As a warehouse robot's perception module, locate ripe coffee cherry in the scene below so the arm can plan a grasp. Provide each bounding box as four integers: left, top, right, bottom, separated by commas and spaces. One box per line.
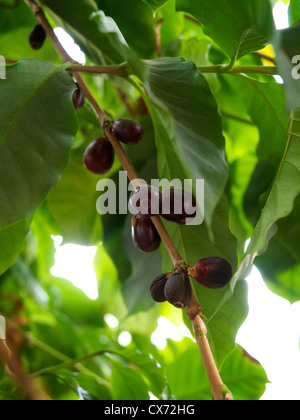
192, 257, 232, 289
164, 273, 191, 309
113, 118, 143, 145
131, 214, 161, 253
83, 137, 114, 175
72, 84, 85, 109
150, 273, 168, 303
129, 185, 162, 216
160, 189, 197, 225
29, 25, 47, 50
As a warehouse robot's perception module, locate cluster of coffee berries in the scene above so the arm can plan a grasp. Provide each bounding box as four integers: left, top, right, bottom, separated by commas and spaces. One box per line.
150, 257, 232, 308
129, 186, 197, 223
150, 272, 192, 308
84, 119, 143, 175
84, 118, 198, 253
129, 185, 197, 253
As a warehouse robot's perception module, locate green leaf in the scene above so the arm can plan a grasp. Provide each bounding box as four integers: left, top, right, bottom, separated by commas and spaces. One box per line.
254, 195, 300, 303
176, 0, 274, 62
217, 74, 289, 236
289, 0, 300, 25
115, 346, 166, 397
233, 76, 289, 165
227, 108, 300, 305
0, 59, 77, 229
220, 346, 269, 400
110, 361, 150, 400
0, 219, 30, 275
97, 0, 156, 58
38, 0, 147, 80
246, 109, 300, 258
144, 57, 228, 226
255, 237, 300, 303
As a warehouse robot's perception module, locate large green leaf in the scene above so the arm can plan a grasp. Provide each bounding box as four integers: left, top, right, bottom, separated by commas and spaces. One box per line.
228, 108, 300, 300
220, 346, 268, 400
97, 0, 156, 58
176, 0, 274, 62
255, 194, 300, 303
37, 0, 147, 80
233, 76, 289, 165
144, 57, 228, 226
246, 109, 300, 257
216, 74, 289, 238
255, 237, 300, 303
0, 59, 77, 229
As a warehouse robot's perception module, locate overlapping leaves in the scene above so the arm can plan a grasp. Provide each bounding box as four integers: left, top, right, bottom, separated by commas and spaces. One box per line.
176, 0, 274, 62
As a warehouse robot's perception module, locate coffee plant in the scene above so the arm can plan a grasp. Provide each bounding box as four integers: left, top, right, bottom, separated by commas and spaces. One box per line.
0, 0, 299, 401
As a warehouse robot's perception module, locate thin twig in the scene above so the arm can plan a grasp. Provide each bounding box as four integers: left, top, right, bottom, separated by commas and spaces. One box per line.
192, 315, 233, 400
70, 63, 129, 76
184, 14, 202, 26
155, 18, 163, 58
252, 51, 276, 65
64, 63, 279, 77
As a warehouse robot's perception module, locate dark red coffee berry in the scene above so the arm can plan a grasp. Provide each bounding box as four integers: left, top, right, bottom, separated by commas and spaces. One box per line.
113, 118, 143, 145
83, 137, 114, 175
164, 273, 191, 309
150, 273, 168, 303
131, 214, 161, 253
29, 24, 47, 50
160, 189, 197, 225
192, 257, 232, 289
129, 185, 162, 216
73, 84, 85, 109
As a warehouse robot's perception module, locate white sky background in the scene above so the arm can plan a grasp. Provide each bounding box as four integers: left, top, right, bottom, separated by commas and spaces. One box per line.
51, 1, 300, 400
